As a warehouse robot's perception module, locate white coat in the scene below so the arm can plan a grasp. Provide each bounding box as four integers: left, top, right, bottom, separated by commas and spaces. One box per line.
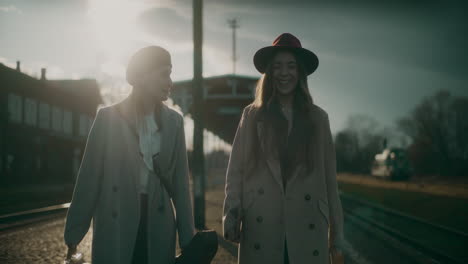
223, 104, 344, 264
64, 97, 195, 264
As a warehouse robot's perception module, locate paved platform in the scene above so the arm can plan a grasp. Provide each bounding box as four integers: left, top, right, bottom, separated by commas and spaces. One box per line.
338, 173, 468, 198
0, 186, 239, 264
1, 184, 422, 264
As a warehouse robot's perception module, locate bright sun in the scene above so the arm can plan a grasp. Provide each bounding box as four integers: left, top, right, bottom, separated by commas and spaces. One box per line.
87, 0, 147, 59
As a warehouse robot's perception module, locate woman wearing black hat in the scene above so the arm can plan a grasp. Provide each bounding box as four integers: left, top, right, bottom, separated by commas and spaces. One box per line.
223, 33, 345, 264
64, 46, 195, 264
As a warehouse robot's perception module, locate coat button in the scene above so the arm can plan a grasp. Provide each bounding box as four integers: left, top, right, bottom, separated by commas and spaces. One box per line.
309, 223, 315, 230
254, 243, 261, 250
313, 250, 319, 256
258, 188, 264, 195
112, 186, 118, 192
305, 194, 311, 201
112, 211, 118, 218
256, 216, 263, 223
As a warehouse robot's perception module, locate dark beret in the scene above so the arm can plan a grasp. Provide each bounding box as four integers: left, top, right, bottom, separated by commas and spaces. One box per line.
126, 46, 171, 85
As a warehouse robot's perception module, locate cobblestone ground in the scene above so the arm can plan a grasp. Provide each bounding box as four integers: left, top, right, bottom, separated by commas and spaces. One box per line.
0, 184, 418, 264
205, 187, 238, 264
0, 215, 92, 264
0, 186, 237, 264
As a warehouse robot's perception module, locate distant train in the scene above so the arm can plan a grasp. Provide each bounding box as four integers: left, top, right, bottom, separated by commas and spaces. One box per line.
371, 148, 411, 180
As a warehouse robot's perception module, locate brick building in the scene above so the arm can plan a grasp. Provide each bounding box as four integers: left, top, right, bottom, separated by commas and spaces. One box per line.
0, 62, 102, 185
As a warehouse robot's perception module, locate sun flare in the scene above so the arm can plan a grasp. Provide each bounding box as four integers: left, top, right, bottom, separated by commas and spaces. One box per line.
87, 0, 147, 59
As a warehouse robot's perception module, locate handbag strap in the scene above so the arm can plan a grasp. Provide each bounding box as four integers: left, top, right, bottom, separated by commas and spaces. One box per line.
115, 104, 173, 198
152, 153, 173, 198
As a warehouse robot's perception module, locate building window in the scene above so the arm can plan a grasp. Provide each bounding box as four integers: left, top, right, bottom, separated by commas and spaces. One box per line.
227, 79, 238, 94
24, 98, 38, 126
51, 106, 63, 132
7, 94, 22, 123
79, 114, 90, 136
39, 102, 50, 129
63, 110, 73, 135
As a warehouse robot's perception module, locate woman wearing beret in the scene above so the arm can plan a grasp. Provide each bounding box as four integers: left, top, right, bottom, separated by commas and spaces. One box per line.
64, 46, 195, 264
223, 33, 345, 264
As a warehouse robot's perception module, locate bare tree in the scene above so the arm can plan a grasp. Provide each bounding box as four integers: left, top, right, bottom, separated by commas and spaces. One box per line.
335, 115, 388, 174
397, 90, 468, 177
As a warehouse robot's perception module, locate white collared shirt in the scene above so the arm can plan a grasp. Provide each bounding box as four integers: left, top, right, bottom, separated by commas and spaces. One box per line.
137, 112, 161, 194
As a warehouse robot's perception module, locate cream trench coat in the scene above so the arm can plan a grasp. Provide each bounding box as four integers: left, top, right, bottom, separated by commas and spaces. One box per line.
223, 104, 344, 264
64, 97, 195, 264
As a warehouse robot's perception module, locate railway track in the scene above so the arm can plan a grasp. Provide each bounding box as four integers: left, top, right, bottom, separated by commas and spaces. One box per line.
341, 193, 468, 264
2, 194, 466, 264
0, 203, 70, 232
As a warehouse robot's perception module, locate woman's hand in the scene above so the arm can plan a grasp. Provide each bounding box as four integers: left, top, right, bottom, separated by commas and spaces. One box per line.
66, 245, 77, 260
330, 247, 345, 264
222, 213, 241, 243
64, 245, 85, 264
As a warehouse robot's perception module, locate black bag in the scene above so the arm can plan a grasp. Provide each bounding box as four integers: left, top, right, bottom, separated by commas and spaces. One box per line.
176, 230, 218, 264
153, 154, 219, 263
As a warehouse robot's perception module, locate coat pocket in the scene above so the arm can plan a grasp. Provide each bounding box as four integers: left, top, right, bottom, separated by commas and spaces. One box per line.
318, 199, 330, 226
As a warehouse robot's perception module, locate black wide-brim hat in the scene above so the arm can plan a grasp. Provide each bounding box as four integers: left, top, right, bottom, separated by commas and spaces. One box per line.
253, 33, 319, 75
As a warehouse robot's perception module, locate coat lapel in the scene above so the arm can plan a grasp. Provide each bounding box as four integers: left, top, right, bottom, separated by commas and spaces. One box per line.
114, 98, 179, 211
113, 97, 141, 194
114, 96, 139, 140
115, 98, 176, 170
257, 121, 284, 193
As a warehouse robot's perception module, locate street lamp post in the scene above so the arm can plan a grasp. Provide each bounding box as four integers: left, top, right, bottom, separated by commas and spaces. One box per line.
192, 0, 205, 229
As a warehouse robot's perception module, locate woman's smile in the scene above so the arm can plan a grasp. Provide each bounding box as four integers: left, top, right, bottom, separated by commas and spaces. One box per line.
272, 51, 299, 95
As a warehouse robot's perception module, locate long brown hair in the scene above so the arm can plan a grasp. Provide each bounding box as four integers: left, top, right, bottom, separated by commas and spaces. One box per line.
248, 50, 317, 175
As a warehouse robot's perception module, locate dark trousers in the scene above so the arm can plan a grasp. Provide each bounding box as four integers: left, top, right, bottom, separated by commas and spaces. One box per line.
132, 194, 148, 264
284, 240, 289, 264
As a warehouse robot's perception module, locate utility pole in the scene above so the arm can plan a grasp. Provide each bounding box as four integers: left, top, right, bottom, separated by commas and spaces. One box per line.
227, 18, 239, 75
0, 99, 5, 178
193, 0, 205, 229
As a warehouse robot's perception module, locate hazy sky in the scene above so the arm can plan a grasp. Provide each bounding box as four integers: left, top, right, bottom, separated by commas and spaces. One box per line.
1, 0, 467, 134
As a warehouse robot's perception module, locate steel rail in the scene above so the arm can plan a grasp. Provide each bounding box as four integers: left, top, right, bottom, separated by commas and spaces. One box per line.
341, 194, 467, 264
0, 203, 70, 231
